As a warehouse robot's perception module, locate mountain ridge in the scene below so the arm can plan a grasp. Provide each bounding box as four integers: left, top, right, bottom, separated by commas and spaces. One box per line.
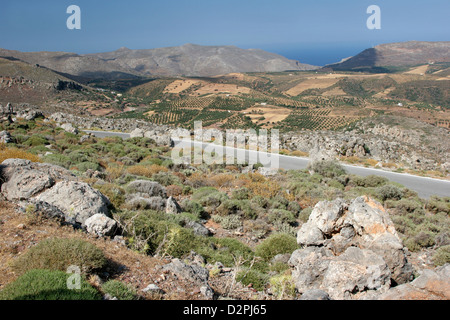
0, 44, 318, 80
326, 41, 450, 71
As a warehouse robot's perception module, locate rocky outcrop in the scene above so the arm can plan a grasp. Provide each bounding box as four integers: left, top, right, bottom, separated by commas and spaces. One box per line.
379, 264, 450, 300
0, 159, 112, 229
163, 258, 214, 299
290, 196, 414, 299
281, 116, 450, 173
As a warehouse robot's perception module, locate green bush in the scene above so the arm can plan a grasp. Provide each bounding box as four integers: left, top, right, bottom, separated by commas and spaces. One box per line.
426, 197, 450, 215
232, 187, 250, 200
0, 269, 101, 300
255, 233, 298, 261
42, 153, 71, 168
212, 214, 242, 230
298, 207, 313, 223
433, 245, 450, 266
75, 161, 101, 172
23, 135, 48, 147
11, 238, 107, 275
102, 280, 138, 300
236, 269, 269, 291
198, 237, 254, 267
377, 184, 403, 201
308, 160, 346, 178
269, 274, 296, 299
353, 175, 388, 188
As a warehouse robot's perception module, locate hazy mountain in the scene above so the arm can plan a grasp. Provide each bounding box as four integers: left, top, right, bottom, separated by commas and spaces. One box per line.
326, 41, 450, 71
0, 44, 317, 80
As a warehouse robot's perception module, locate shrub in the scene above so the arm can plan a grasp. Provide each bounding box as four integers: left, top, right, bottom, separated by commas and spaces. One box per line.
377, 184, 403, 201
94, 183, 126, 209
23, 135, 48, 147
11, 238, 107, 275
255, 233, 298, 261
426, 197, 450, 215
353, 175, 388, 188
101, 280, 138, 300
308, 160, 346, 178
236, 269, 269, 291
267, 209, 297, 226
73, 161, 101, 172
212, 214, 242, 230
151, 171, 180, 186
433, 245, 450, 266
42, 153, 71, 168
269, 274, 296, 300
298, 207, 313, 223
166, 185, 183, 197
181, 199, 205, 219
198, 237, 254, 267
243, 219, 270, 239
0, 269, 101, 300
232, 187, 250, 200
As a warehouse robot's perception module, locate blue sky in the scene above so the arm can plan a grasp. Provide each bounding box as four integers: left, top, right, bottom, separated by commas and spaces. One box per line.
1, 0, 449, 65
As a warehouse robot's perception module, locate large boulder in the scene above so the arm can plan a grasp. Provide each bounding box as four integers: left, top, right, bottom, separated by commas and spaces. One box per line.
291, 196, 414, 299
0, 159, 76, 201
1, 159, 112, 229
85, 214, 118, 237
35, 180, 111, 227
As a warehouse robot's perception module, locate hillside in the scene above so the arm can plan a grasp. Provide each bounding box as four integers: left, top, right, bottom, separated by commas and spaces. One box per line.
326, 41, 450, 72
0, 44, 317, 80
0, 116, 449, 300
0, 57, 86, 106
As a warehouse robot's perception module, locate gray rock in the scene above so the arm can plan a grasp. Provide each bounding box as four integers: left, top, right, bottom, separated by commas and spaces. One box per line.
143, 284, 164, 295
126, 195, 166, 211
299, 289, 331, 300
60, 123, 78, 135
0, 160, 76, 201
291, 196, 414, 299
35, 180, 111, 227
379, 264, 450, 300
0, 131, 13, 144
185, 220, 211, 237
1, 166, 54, 200
85, 214, 118, 237
163, 258, 214, 299
166, 196, 182, 214
130, 128, 144, 138
127, 180, 167, 198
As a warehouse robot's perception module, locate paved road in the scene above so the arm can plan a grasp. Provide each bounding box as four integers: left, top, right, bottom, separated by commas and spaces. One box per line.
84, 130, 450, 199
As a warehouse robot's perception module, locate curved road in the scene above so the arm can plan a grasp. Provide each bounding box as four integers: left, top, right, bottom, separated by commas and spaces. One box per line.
84, 130, 450, 199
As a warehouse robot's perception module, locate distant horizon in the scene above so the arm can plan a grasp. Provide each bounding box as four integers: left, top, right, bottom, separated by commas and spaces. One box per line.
2, 39, 449, 67
1, 0, 448, 66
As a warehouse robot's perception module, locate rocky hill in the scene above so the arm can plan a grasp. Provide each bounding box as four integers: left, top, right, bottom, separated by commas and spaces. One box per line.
327, 41, 450, 71
0, 44, 317, 80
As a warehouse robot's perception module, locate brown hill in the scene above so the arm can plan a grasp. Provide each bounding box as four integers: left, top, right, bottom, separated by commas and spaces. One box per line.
327, 41, 450, 71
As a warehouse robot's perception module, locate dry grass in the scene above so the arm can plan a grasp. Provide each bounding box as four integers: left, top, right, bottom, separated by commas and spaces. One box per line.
126, 164, 168, 178
0, 146, 41, 163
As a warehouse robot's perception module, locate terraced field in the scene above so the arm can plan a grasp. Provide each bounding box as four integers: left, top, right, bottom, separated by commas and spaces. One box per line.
115, 65, 450, 131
